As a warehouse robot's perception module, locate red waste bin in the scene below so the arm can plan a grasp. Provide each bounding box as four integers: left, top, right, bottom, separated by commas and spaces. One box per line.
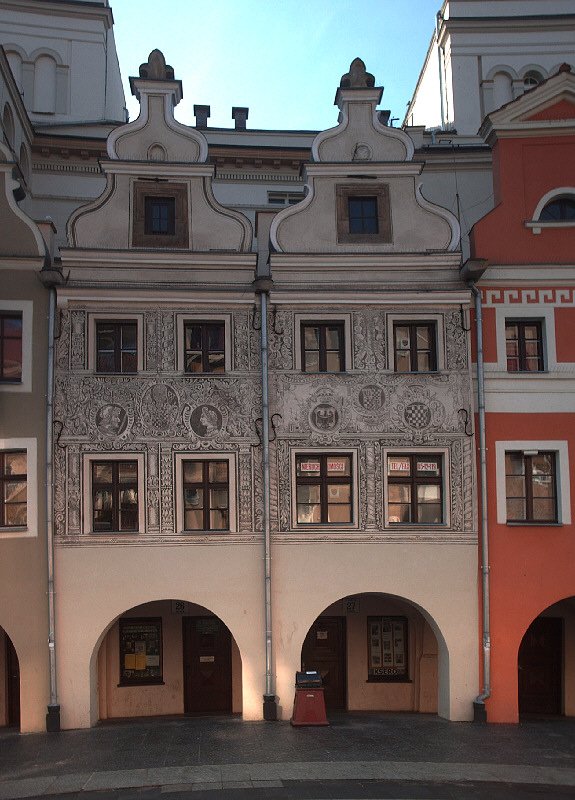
290, 671, 329, 726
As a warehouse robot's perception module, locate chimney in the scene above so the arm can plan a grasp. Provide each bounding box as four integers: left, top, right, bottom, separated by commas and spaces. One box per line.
194, 105, 210, 128
232, 106, 249, 130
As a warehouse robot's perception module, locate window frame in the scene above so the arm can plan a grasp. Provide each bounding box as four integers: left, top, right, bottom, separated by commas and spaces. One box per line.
495, 441, 570, 525
527, 187, 575, 234
95, 320, 138, 374
367, 616, 409, 683
393, 321, 438, 373
505, 451, 557, 524
91, 459, 139, 533
176, 314, 232, 374
385, 453, 444, 526
505, 319, 544, 373
0, 450, 27, 528
174, 453, 237, 534
293, 313, 352, 372
0, 438, 37, 538
183, 321, 226, 375
182, 458, 230, 532
118, 617, 164, 687
294, 452, 354, 527
383, 449, 449, 528
88, 314, 144, 373
0, 302, 32, 393
144, 195, 176, 236
386, 313, 445, 373
0, 313, 23, 383
336, 184, 392, 244
300, 321, 345, 373
83, 453, 146, 535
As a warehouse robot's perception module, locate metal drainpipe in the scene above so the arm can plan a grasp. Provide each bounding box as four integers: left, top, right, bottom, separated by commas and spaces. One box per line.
256, 284, 277, 720
470, 283, 491, 721
45, 286, 60, 732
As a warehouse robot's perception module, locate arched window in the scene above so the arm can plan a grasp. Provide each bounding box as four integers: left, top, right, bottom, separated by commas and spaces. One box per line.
523, 70, 543, 91
33, 55, 57, 113
2, 103, 15, 149
539, 196, 575, 222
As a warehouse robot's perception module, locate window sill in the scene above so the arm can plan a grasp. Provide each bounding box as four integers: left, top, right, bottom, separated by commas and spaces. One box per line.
0, 526, 35, 538
506, 521, 561, 527
90, 530, 142, 535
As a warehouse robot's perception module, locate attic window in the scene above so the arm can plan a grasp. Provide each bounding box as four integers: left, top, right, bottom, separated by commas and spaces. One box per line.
526, 191, 575, 234
539, 197, 575, 222
336, 184, 392, 244
132, 182, 188, 248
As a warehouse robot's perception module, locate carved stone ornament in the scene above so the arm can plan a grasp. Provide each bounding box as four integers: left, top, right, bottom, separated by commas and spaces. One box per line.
139, 49, 175, 81
357, 384, 386, 415
340, 57, 375, 89
352, 142, 372, 161
93, 403, 133, 439
185, 404, 223, 438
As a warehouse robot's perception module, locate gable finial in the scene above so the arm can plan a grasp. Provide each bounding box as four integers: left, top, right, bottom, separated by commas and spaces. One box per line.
340, 58, 375, 89
139, 49, 175, 81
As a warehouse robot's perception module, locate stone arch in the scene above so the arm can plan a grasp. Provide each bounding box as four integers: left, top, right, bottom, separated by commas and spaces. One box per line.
88, 595, 247, 726
0, 623, 20, 728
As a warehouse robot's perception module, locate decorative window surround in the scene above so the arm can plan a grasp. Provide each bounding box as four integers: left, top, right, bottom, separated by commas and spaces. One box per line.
83, 453, 146, 535
0, 437, 37, 538
174, 453, 237, 534
336, 183, 392, 244
0, 301, 32, 393
493, 306, 555, 373
495, 440, 570, 525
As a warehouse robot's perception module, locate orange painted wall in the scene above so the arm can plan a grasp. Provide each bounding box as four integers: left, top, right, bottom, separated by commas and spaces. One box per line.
481, 413, 575, 722
555, 307, 575, 362
471, 136, 575, 264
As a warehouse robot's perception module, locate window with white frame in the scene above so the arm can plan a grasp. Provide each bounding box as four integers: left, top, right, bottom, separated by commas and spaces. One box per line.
495, 441, 571, 525
0, 438, 37, 537
174, 453, 237, 533
295, 453, 354, 525
494, 308, 554, 373
527, 188, 575, 234
83, 454, 145, 534
505, 319, 544, 372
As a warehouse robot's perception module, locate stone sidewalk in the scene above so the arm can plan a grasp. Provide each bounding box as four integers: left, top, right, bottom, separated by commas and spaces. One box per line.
1, 713, 574, 798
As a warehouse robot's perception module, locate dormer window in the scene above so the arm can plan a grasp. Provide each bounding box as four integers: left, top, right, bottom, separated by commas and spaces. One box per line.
132, 182, 188, 248
336, 184, 392, 244
526, 190, 575, 234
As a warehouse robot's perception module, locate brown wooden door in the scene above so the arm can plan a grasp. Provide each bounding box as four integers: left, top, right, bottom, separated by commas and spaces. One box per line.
183, 617, 232, 714
5, 637, 20, 728
301, 616, 346, 710
518, 617, 562, 715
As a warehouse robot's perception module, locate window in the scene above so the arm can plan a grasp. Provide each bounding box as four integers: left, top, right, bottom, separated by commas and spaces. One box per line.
132, 181, 188, 248
296, 454, 352, 524
368, 617, 408, 681
387, 454, 443, 524
0, 451, 27, 527
267, 191, 304, 206
348, 196, 378, 234
505, 451, 557, 523
539, 197, 575, 222
0, 314, 22, 382
394, 322, 437, 372
523, 70, 543, 90
145, 196, 175, 235
505, 320, 544, 372
119, 618, 163, 686
184, 322, 225, 374
96, 321, 137, 373
336, 184, 392, 244
183, 460, 229, 531
301, 322, 345, 373
91, 461, 139, 532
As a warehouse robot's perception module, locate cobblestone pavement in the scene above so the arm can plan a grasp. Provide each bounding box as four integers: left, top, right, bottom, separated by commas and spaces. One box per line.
0, 713, 574, 799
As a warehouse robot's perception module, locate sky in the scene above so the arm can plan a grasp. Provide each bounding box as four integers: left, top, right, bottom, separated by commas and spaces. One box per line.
111, 0, 438, 131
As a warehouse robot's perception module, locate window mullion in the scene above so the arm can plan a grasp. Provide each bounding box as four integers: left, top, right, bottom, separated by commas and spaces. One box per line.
525, 455, 534, 521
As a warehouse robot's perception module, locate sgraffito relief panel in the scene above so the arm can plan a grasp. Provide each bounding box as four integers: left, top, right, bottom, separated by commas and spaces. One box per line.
70, 310, 86, 370
353, 309, 387, 371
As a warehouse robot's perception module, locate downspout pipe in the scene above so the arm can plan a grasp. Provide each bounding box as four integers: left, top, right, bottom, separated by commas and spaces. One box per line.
45, 285, 60, 731
470, 282, 491, 722
254, 275, 277, 721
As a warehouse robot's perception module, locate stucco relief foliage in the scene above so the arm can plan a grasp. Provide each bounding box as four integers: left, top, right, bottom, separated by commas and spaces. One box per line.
353, 309, 387, 371
268, 309, 294, 371
445, 310, 469, 371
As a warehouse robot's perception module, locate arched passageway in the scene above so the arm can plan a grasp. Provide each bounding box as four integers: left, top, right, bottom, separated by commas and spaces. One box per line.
96, 599, 242, 722
0, 626, 20, 728
300, 593, 440, 714
518, 596, 575, 717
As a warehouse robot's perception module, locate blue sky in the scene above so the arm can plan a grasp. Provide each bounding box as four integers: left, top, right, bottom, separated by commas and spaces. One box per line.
111, 1, 437, 131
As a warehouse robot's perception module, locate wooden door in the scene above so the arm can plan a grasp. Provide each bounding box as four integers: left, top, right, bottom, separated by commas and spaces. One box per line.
5, 637, 20, 728
301, 616, 346, 710
518, 617, 562, 715
183, 617, 232, 714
